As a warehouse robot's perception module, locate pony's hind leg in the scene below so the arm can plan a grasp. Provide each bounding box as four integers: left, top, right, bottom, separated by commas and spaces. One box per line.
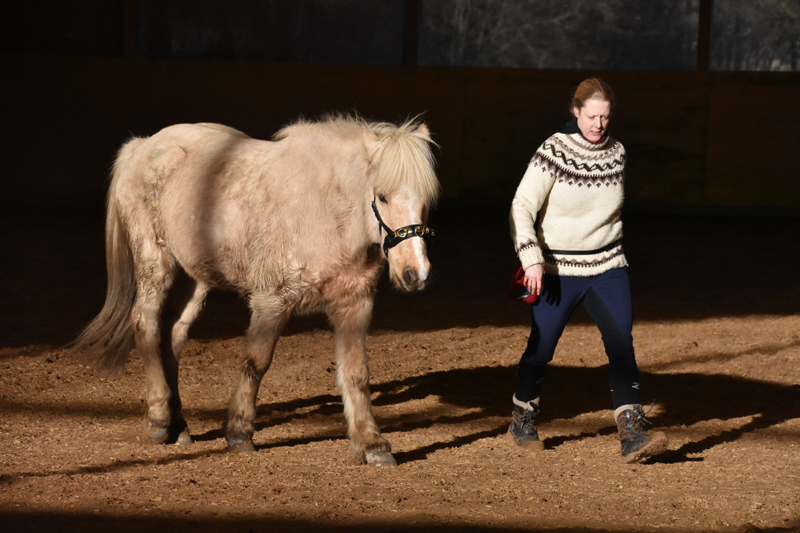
225, 293, 288, 452
159, 270, 209, 444
328, 296, 395, 466
130, 238, 181, 444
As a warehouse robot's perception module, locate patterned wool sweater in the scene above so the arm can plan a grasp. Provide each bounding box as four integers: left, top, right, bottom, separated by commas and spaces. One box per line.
510, 127, 628, 277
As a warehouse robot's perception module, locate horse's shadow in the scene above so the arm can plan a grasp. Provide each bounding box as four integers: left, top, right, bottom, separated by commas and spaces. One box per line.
190, 343, 800, 463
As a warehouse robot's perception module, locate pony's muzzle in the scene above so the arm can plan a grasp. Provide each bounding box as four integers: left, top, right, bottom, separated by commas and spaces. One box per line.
401, 266, 428, 292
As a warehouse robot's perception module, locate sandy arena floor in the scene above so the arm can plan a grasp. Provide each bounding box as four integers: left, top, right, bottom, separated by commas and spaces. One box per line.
1, 206, 799, 532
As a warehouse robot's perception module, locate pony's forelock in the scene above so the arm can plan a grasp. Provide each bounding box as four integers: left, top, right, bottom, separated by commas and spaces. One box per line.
368, 118, 440, 207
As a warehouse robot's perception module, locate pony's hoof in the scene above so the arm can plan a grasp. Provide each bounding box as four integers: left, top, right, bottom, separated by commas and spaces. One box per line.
146, 420, 192, 445
176, 428, 193, 445
146, 422, 169, 444
226, 438, 256, 452
365, 450, 397, 467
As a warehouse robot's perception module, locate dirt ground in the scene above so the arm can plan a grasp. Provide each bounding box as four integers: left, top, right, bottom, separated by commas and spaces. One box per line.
1, 205, 799, 533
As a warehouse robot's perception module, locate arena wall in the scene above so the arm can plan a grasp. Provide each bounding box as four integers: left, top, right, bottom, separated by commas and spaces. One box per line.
2, 55, 798, 213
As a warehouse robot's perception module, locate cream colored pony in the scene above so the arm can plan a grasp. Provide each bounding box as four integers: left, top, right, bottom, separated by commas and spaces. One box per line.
73, 116, 439, 466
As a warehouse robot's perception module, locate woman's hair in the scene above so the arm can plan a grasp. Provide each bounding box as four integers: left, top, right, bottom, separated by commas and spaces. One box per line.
571, 78, 615, 112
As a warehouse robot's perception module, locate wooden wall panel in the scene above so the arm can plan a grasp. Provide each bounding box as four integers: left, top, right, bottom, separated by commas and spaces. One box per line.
1, 55, 798, 213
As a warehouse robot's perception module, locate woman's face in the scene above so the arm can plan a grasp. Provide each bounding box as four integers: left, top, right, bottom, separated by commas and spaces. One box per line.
573, 98, 611, 143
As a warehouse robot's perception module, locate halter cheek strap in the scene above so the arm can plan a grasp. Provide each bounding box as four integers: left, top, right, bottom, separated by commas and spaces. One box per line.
371, 198, 435, 258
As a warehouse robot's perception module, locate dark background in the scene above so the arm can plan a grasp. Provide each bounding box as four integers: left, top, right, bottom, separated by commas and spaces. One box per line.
1, 0, 799, 345
1, 0, 799, 213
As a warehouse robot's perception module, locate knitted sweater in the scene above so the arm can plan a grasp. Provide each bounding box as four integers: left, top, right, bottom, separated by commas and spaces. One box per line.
510, 126, 628, 277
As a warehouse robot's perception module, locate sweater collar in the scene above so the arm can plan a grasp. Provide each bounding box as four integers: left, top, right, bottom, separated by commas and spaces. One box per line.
558, 118, 609, 150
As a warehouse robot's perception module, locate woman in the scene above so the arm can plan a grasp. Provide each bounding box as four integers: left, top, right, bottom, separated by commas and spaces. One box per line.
508, 78, 667, 463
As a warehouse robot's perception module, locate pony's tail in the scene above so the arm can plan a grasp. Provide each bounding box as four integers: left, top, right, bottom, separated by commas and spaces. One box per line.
70, 139, 142, 374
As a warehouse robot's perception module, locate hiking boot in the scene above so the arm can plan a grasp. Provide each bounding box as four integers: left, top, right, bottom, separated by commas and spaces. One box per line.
615, 404, 668, 463
507, 396, 545, 450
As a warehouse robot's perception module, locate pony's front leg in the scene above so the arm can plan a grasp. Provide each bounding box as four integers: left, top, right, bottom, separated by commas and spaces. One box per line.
225, 295, 288, 452
329, 297, 395, 466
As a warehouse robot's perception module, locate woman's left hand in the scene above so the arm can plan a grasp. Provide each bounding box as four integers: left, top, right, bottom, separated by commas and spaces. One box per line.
523, 264, 544, 297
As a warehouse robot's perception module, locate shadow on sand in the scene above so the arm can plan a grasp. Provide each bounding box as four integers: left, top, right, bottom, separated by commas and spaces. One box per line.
3, 342, 798, 481
2, 510, 796, 533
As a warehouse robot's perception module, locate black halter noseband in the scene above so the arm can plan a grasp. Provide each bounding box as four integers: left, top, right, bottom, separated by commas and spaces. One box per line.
371, 198, 435, 257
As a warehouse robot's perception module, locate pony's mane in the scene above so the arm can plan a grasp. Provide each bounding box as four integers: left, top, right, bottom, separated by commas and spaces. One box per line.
274, 114, 440, 206
272, 113, 358, 142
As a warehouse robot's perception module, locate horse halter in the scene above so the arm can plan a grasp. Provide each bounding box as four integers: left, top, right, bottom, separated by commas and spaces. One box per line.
371, 197, 435, 257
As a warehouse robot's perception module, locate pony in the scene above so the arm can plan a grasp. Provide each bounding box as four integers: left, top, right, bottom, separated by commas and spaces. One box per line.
72, 115, 439, 466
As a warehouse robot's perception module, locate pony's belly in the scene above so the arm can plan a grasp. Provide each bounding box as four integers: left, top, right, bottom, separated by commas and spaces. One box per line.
160, 208, 249, 289
165, 236, 248, 291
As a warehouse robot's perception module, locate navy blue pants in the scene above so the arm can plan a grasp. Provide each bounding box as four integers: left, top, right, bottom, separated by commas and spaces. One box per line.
515, 267, 642, 409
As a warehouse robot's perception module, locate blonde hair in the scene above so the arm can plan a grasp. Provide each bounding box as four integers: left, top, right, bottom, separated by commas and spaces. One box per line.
369, 119, 439, 206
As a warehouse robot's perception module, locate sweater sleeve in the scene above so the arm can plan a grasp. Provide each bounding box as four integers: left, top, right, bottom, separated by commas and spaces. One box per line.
509, 154, 557, 269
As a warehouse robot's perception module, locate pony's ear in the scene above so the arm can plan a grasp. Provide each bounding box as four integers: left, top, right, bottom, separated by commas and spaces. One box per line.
416, 123, 430, 139
361, 125, 380, 163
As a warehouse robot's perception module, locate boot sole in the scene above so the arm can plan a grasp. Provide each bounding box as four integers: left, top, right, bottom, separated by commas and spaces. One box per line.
506, 427, 545, 450
622, 431, 668, 463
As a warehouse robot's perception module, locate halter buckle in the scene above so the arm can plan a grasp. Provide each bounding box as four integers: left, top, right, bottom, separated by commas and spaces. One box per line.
371, 199, 435, 257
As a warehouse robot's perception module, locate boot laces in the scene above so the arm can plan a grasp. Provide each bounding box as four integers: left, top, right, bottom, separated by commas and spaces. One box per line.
519, 409, 535, 425
629, 404, 655, 431
514, 403, 539, 427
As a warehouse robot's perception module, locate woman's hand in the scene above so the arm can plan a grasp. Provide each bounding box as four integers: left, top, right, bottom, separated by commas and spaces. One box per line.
524, 264, 544, 297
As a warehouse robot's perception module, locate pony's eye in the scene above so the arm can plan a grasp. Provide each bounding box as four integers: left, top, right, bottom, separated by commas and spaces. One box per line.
378, 194, 388, 204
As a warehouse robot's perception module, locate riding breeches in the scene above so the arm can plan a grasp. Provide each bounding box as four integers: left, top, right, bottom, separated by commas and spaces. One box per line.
514, 267, 642, 409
